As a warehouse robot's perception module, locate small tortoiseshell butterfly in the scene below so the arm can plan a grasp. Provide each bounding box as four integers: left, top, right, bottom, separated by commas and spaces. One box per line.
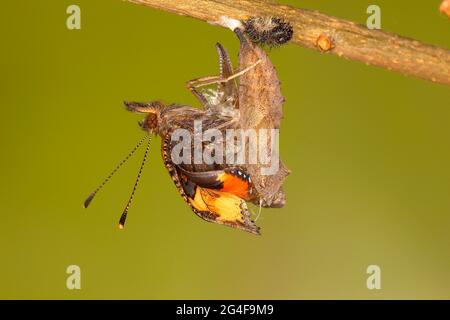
84, 23, 290, 235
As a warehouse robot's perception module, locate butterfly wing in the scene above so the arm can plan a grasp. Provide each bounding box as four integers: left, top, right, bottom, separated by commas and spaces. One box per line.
215, 43, 238, 107
187, 185, 260, 235
176, 166, 254, 201
162, 133, 260, 235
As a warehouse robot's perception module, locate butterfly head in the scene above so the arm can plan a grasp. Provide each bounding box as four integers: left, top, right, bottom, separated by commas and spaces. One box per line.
124, 101, 165, 135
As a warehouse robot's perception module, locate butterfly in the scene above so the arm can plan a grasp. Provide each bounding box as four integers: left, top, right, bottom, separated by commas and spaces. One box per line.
84, 27, 290, 235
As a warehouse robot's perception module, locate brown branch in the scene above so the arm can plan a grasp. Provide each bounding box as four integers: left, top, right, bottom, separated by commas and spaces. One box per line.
125, 0, 450, 86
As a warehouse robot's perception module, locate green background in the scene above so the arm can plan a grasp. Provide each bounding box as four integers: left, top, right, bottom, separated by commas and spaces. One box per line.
1, 0, 449, 299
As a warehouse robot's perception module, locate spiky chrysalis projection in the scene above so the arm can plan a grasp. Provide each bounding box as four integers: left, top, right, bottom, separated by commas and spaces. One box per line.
243, 16, 293, 47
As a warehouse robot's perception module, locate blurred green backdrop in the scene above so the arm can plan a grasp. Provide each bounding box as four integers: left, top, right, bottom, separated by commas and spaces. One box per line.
0, 0, 449, 299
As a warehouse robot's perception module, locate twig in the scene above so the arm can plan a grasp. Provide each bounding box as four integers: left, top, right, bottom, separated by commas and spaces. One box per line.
125, 0, 450, 86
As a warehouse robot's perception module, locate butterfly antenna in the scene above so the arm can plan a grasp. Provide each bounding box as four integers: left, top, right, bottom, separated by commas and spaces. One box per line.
118, 137, 151, 229
83, 136, 148, 209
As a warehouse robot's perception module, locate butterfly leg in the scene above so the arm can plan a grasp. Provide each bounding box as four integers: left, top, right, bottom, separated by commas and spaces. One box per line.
187, 60, 261, 91
186, 44, 261, 110
186, 43, 235, 109
186, 75, 219, 109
